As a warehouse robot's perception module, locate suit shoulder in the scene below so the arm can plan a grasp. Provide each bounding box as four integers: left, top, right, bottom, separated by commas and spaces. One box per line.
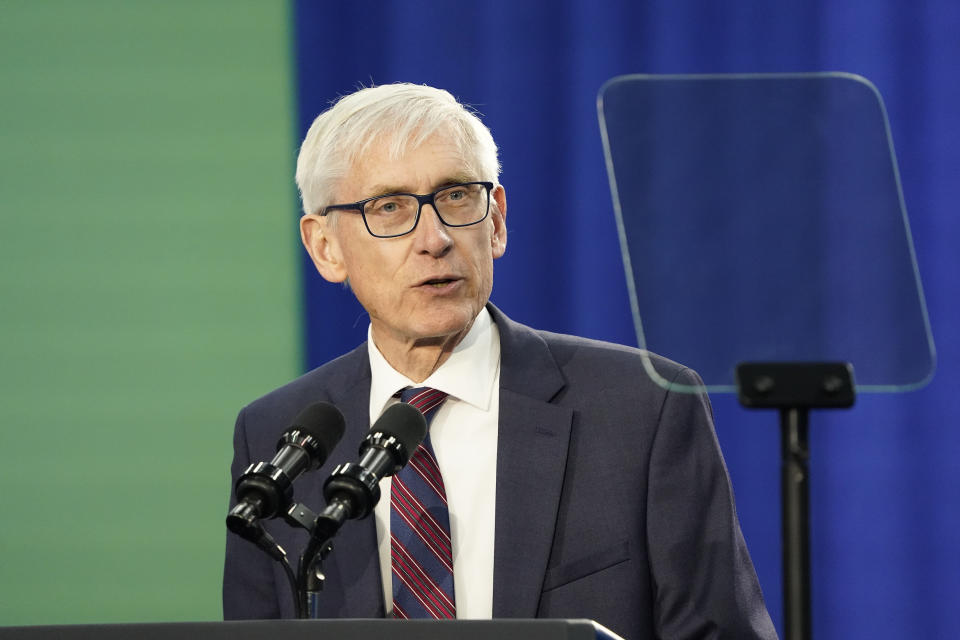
533, 329, 697, 387
239, 342, 368, 425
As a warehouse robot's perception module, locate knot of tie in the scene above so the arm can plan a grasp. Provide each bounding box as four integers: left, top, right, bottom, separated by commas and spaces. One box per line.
400, 387, 448, 422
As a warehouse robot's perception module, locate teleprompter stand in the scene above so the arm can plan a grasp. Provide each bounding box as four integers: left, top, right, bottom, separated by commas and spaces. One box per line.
598, 73, 936, 640
736, 362, 855, 640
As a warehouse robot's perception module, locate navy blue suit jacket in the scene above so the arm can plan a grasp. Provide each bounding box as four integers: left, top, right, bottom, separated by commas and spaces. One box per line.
223, 305, 777, 640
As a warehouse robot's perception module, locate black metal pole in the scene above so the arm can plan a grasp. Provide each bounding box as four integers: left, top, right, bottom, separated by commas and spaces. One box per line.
780, 407, 811, 640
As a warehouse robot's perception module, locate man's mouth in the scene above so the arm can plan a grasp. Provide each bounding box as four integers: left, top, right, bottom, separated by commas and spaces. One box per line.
419, 277, 459, 288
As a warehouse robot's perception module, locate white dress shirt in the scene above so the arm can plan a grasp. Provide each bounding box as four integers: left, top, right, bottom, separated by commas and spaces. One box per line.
367, 307, 501, 619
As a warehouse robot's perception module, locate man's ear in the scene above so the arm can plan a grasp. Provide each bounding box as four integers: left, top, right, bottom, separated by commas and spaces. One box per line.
300, 214, 348, 283
491, 184, 507, 259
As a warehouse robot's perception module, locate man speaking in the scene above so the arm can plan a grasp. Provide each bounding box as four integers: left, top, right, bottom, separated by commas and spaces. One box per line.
223, 83, 777, 639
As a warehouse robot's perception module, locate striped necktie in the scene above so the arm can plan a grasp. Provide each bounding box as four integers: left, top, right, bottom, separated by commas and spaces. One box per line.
390, 387, 456, 619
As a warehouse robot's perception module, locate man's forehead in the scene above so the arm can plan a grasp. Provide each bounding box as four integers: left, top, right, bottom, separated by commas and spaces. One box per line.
338, 134, 479, 198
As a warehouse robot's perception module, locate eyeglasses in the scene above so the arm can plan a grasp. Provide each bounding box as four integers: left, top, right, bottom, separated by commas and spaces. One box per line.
321, 181, 494, 238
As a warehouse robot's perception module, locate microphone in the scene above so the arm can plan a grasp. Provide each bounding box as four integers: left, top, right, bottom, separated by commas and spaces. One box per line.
296, 403, 427, 610
227, 402, 345, 535
322, 402, 427, 522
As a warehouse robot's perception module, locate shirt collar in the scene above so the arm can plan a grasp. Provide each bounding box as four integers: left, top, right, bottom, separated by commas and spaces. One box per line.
367, 307, 500, 420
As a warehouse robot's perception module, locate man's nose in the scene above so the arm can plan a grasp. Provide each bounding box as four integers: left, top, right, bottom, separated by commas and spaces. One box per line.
414, 203, 453, 255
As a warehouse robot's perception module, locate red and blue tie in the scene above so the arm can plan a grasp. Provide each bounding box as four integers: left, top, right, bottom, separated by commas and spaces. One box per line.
390, 387, 456, 619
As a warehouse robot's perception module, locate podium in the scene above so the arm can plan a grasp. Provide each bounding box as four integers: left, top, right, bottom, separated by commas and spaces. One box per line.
0, 619, 625, 640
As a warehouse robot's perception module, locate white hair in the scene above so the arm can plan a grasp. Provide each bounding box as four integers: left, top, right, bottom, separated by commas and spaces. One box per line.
295, 83, 501, 216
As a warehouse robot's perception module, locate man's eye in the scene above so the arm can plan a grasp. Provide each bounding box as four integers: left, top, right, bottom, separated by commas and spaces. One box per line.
441, 187, 469, 203
370, 198, 403, 214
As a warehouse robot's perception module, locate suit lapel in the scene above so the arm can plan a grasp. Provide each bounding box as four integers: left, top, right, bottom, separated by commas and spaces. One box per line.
489, 305, 572, 618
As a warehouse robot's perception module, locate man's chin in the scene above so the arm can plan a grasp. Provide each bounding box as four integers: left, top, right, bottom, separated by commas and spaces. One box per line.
411, 310, 479, 344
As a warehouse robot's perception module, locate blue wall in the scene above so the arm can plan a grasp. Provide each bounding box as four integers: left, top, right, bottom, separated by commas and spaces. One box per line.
292, 2, 960, 638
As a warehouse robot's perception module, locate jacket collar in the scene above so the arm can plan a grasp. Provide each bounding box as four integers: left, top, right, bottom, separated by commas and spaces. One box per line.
320, 303, 572, 618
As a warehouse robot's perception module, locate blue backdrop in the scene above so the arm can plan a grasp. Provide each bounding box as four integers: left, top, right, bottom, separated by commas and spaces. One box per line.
291, 2, 959, 638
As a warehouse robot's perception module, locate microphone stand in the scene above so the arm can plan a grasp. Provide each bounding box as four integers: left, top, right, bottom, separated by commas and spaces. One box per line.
285, 458, 383, 617
228, 518, 304, 619
283, 499, 355, 618
230, 498, 344, 620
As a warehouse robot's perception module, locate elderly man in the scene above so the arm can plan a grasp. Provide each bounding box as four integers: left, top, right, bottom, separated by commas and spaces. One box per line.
223, 83, 777, 639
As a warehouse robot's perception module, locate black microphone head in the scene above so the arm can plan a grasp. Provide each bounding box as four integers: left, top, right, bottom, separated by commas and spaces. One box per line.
364, 402, 427, 464
277, 401, 346, 470
323, 403, 427, 520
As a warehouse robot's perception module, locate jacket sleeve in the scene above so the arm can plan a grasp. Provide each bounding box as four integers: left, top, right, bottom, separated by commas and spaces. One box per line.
646, 367, 778, 639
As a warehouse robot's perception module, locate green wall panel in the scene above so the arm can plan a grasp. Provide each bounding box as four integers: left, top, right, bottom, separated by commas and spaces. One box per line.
0, 1, 298, 624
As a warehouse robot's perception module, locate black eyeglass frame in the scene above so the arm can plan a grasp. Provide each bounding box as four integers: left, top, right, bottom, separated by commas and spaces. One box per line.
320, 181, 495, 238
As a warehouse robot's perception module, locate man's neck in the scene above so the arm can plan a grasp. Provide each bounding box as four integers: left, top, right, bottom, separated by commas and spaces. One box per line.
370, 325, 472, 383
